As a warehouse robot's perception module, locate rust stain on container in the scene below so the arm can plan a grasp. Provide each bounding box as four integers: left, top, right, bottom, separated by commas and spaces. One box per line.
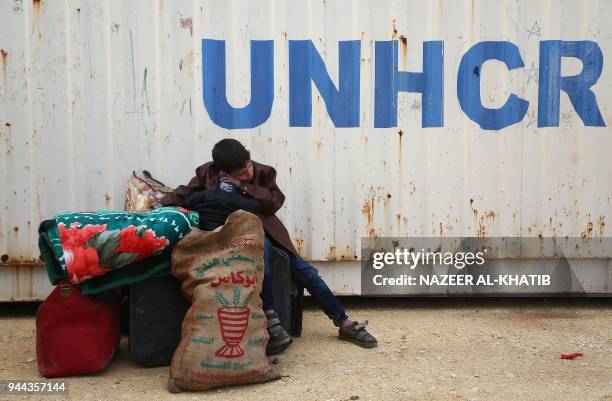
398, 129, 403, 167
392, 19, 398, 39
382, 192, 391, 210
470, 198, 479, 221
32, 0, 43, 40
550, 216, 558, 239
331, 244, 357, 261
483, 210, 496, 220
4, 122, 13, 155
327, 245, 336, 259
361, 191, 374, 227
408, 182, 416, 196
597, 216, 606, 236
295, 237, 304, 254
400, 35, 407, 69
477, 225, 486, 238
477, 210, 496, 238
0, 255, 42, 265
581, 220, 594, 238
104, 193, 112, 208
32, 0, 42, 15
470, 198, 481, 236
185, 50, 195, 67
1, 49, 7, 84
362, 186, 387, 238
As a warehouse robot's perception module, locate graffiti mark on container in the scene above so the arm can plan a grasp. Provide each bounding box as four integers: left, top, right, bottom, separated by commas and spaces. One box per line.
180, 17, 193, 36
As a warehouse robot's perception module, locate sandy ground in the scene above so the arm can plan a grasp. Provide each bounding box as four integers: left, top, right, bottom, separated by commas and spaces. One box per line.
0, 297, 610, 401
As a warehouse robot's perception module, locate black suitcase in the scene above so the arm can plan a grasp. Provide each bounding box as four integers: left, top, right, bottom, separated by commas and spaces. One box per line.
128, 274, 189, 367
269, 247, 292, 335
269, 247, 304, 337
291, 280, 304, 337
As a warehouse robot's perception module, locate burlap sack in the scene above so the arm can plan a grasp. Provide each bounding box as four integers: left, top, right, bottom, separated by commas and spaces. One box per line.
167, 210, 279, 392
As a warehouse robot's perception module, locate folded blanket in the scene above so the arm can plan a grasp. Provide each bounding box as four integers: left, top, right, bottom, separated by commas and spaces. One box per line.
39, 207, 199, 289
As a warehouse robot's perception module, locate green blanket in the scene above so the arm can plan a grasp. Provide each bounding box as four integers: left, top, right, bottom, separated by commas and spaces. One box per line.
38, 207, 199, 294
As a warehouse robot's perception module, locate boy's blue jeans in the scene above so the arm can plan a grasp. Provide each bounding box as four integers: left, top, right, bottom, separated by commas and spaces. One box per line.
261, 237, 348, 327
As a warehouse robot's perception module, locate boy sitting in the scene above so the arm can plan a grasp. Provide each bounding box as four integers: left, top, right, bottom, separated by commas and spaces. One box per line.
161, 139, 377, 353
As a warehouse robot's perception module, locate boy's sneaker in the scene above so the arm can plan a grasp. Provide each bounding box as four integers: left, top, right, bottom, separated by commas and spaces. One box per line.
265, 312, 292, 355
338, 320, 378, 348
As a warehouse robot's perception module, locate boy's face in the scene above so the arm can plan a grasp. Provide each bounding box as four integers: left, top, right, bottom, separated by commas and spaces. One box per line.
229, 160, 253, 181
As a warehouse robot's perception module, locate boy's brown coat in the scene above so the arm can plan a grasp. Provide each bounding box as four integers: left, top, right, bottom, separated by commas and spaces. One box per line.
161, 161, 297, 255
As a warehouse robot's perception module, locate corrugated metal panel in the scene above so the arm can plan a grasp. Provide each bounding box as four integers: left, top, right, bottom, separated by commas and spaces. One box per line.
1, 0, 611, 274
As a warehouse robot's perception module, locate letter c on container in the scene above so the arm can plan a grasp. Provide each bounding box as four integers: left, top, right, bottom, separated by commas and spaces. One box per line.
457, 41, 529, 130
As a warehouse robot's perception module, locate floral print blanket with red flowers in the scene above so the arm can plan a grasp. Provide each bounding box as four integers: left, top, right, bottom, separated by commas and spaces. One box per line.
44, 207, 199, 285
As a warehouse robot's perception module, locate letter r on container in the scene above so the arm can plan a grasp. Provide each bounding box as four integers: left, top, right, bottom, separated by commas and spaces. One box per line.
538, 40, 605, 127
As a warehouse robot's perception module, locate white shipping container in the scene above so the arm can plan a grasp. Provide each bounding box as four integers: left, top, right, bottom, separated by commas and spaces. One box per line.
0, 0, 611, 300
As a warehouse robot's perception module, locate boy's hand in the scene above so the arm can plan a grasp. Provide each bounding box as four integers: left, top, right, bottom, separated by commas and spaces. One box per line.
220, 175, 242, 187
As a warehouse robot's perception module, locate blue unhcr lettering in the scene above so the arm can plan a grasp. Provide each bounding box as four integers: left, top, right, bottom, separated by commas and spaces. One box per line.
538, 40, 605, 127
202, 39, 274, 129
457, 41, 529, 131
289, 40, 361, 127
374, 40, 444, 128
